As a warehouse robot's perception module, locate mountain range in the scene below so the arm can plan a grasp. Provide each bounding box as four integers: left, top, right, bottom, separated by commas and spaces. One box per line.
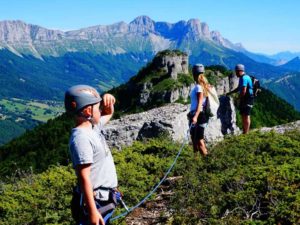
0, 16, 244, 57
269, 51, 300, 64
279, 56, 300, 71
0, 16, 292, 80
0, 16, 299, 109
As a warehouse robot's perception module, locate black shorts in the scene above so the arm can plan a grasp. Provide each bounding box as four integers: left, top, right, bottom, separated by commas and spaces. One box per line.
187, 111, 206, 141
190, 123, 205, 141
239, 97, 254, 116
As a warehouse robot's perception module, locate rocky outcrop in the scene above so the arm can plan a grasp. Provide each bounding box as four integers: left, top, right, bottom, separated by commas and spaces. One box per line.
215, 73, 239, 95
152, 52, 189, 79
139, 82, 153, 105
259, 120, 300, 134
0, 20, 64, 43
104, 91, 239, 149
135, 51, 191, 106
104, 103, 190, 149
168, 85, 192, 102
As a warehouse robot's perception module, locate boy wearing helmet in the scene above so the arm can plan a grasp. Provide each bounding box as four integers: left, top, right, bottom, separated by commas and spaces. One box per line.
65, 85, 118, 225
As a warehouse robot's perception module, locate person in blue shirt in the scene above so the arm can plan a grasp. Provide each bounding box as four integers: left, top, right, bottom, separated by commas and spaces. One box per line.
227, 64, 254, 134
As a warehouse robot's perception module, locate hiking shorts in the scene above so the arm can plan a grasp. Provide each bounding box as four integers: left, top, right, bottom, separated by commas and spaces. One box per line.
239, 97, 254, 116
187, 111, 206, 141
190, 124, 205, 141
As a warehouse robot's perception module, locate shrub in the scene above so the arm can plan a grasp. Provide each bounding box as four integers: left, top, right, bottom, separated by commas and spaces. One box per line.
170, 130, 300, 224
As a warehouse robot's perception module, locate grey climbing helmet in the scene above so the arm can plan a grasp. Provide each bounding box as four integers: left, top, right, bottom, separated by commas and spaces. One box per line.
64, 85, 102, 114
192, 64, 205, 75
235, 64, 245, 71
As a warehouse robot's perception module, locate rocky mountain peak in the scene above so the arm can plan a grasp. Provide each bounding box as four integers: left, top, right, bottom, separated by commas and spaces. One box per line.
211, 30, 226, 45
279, 56, 300, 72
131, 15, 154, 25
0, 20, 64, 43
129, 15, 155, 33
291, 56, 300, 61
186, 19, 207, 39
187, 18, 201, 27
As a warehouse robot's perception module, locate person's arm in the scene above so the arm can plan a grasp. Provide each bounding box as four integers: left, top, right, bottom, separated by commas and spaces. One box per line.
240, 86, 247, 98
226, 86, 239, 96
192, 92, 203, 124
77, 164, 105, 225
100, 93, 115, 125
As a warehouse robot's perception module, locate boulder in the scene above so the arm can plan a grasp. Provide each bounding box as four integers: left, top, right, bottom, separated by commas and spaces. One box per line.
259, 120, 300, 134
104, 89, 240, 149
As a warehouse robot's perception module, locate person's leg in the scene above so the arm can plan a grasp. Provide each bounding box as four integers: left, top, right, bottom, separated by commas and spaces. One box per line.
190, 126, 199, 157
198, 139, 208, 156
196, 126, 207, 156
192, 140, 198, 155
242, 114, 250, 134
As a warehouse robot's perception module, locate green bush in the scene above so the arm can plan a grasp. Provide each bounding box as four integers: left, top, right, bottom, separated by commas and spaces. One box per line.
171, 130, 300, 224
0, 165, 76, 225
1, 131, 299, 224
0, 137, 190, 224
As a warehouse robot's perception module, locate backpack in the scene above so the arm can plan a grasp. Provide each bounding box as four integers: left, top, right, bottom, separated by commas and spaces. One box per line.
186, 97, 212, 125
249, 75, 261, 97
204, 97, 214, 118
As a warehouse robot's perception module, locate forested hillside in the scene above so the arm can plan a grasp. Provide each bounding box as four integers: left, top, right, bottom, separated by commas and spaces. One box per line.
0, 49, 151, 100
1, 59, 300, 179
265, 73, 300, 111
239, 87, 300, 128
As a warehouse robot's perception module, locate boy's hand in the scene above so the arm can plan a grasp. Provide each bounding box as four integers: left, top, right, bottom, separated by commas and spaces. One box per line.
102, 94, 115, 107
90, 210, 105, 225
101, 94, 115, 116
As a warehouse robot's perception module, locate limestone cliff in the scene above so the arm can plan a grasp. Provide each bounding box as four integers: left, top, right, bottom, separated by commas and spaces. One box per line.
107, 50, 241, 149
111, 50, 193, 113
104, 97, 239, 149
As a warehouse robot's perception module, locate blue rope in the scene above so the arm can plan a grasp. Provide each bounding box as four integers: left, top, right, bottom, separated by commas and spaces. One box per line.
110, 126, 191, 222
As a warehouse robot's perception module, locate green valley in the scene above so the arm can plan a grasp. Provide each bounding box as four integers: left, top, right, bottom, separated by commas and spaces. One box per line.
0, 98, 63, 145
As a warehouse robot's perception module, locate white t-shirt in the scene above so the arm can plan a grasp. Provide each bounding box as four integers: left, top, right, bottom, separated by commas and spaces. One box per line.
190, 84, 207, 112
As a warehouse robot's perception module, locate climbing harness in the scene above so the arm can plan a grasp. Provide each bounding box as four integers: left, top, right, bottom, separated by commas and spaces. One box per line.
72, 187, 125, 225
109, 125, 192, 222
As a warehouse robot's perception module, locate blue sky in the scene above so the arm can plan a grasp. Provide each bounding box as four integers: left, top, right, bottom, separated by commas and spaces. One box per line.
0, 0, 299, 54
